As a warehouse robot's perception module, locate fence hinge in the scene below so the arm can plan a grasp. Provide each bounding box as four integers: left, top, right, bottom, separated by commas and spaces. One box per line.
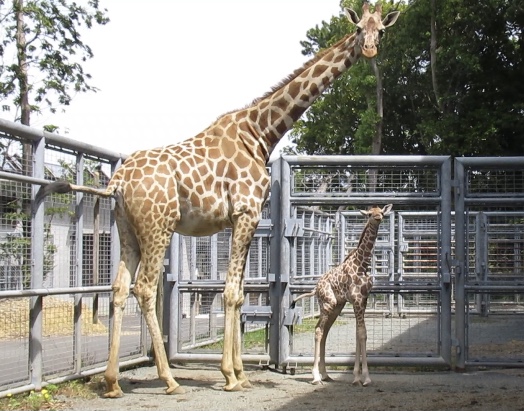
284, 218, 304, 238
241, 305, 272, 324
284, 306, 303, 326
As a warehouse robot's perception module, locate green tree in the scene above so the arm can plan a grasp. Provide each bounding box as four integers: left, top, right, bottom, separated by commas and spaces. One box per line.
0, 0, 109, 126
292, 0, 524, 157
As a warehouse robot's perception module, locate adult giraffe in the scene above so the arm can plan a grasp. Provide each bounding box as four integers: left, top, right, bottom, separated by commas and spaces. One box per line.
36, 2, 399, 397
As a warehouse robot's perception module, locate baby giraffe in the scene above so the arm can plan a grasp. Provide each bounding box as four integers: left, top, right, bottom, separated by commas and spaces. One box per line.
291, 204, 393, 386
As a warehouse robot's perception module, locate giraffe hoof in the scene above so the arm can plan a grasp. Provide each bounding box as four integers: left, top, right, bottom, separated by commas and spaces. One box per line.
362, 380, 372, 387
322, 376, 334, 382
223, 382, 244, 392
166, 385, 186, 395
103, 389, 124, 398
311, 380, 323, 385
351, 379, 362, 386
240, 379, 252, 389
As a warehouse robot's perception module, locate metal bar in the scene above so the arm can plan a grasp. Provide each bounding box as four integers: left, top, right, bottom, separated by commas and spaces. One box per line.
439, 156, 453, 366
290, 196, 442, 206
464, 197, 524, 205
0, 170, 49, 186
0, 285, 114, 298
74, 154, 85, 374
283, 356, 449, 367
464, 285, 524, 293
456, 156, 524, 168
0, 118, 126, 161
276, 156, 291, 365
171, 353, 271, 364
29, 135, 45, 391
454, 158, 467, 371
282, 155, 449, 167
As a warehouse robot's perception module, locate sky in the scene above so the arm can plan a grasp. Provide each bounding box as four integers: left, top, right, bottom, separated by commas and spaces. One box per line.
33, 0, 343, 160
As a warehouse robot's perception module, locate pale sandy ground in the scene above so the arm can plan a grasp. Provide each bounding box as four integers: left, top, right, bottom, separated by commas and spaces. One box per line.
63, 363, 524, 411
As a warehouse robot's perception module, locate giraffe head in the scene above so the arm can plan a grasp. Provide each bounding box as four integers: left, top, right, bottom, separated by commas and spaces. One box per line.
346, 2, 400, 59
360, 204, 393, 222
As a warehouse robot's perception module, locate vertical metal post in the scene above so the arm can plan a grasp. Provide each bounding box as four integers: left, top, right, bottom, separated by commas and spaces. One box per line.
397, 213, 405, 315
30, 134, 45, 390
454, 158, 466, 370
268, 157, 283, 366
109, 158, 122, 354
167, 234, 180, 361
475, 212, 489, 316
74, 154, 85, 373
439, 157, 452, 367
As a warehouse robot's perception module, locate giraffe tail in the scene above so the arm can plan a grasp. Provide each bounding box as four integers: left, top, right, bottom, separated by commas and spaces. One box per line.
289, 290, 316, 309
35, 180, 115, 208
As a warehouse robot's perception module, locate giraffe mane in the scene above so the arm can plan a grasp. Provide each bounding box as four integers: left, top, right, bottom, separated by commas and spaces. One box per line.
220, 32, 356, 117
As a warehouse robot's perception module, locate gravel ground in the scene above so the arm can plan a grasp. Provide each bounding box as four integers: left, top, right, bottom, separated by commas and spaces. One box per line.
63, 363, 524, 411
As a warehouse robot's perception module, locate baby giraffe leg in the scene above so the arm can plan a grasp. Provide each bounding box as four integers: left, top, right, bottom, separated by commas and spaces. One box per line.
312, 313, 328, 384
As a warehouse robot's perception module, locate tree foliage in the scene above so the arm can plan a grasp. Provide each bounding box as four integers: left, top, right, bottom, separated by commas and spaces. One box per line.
291, 0, 524, 157
0, 0, 109, 126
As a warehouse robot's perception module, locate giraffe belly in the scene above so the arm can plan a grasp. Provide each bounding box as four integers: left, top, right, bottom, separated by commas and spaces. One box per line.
175, 199, 232, 237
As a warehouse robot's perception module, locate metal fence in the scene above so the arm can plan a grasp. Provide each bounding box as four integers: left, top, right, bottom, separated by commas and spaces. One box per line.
0, 119, 150, 397
1, 117, 523, 396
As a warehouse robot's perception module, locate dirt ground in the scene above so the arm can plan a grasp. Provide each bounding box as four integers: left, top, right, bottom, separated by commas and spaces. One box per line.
63, 363, 524, 411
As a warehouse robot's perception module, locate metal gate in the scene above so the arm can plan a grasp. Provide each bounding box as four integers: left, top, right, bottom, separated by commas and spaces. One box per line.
454, 157, 524, 369
275, 155, 452, 370
166, 155, 455, 370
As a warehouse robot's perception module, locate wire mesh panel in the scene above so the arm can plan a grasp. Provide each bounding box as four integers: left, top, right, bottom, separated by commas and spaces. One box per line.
292, 313, 440, 358
171, 206, 272, 359
456, 157, 524, 367
0, 297, 30, 390
291, 166, 440, 197
290, 207, 334, 283
398, 212, 442, 314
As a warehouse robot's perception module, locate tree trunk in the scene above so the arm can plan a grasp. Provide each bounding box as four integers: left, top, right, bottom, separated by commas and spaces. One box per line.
430, 0, 442, 112
15, 0, 31, 127
371, 58, 383, 156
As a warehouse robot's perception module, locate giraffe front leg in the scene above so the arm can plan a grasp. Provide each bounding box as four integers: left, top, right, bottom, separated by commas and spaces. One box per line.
233, 298, 251, 389
352, 310, 371, 386
359, 321, 371, 386
221, 284, 248, 391
221, 210, 257, 391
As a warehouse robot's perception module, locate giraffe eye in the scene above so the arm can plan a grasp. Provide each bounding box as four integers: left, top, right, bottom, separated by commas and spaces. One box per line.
356, 27, 362, 34
379, 29, 385, 37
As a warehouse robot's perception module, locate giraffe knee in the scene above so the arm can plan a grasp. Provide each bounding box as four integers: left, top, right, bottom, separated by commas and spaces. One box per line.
133, 284, 156, 310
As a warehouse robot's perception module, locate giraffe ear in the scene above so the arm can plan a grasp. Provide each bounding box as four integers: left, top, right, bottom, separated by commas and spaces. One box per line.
345, 8, 360, 25
359, 209, 368, 216
382, 204, 393, 216
382, 11, 400, 28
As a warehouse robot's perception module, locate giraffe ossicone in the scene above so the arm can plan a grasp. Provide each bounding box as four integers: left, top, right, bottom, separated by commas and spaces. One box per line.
291, 204, 393, 386
35, 3, 398, 397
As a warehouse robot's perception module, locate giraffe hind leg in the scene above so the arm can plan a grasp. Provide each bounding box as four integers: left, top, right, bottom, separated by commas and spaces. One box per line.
104, 215, 140, 398
318, 303, 344, 383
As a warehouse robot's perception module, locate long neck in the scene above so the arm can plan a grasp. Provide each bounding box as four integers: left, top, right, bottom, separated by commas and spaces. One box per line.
238, 33, 361, 160
345, 219, 380, 270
